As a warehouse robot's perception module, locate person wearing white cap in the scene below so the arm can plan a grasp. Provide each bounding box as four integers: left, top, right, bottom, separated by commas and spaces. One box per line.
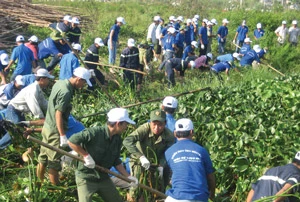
215, 52, 241, 68
67, 108, 137, 202
59, 43, 81, 80
25, 35, 39, 67
207, 21, 215, 53
165, 118, 215, 202
217, 19, 229, 53
21, 67, 54, 88
194, 53, 213, 70
4, 35, 35, 81
198, 19, 209, 56
84, 38, 106, 88
184, 19, 194, 46
253, 44, 267, 59
0, 50, 9, 85
275, 20, 289, 45
246, 151, 300, 202
239, 49, 261, 67
37, 67, 92, 186
107, 17, 125, 65
174, 16, 184, 31
182, 40, 198, 62
288, 20, 299, 46
239, 37, 252, 56
147, 16, 161, 45
69, 17, 82, 44
210, 61, 233, 81
120, 38, 140, 90
254, 23, 265, 40
162, 96, 178, 133
50, 15, 72, 38
233, 20, 249, 52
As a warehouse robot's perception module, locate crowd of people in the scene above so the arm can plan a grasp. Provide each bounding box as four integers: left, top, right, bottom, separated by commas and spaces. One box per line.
0, 13, 299, 202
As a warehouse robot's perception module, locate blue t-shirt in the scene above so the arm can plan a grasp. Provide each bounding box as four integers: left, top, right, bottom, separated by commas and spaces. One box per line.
217, 26, 228, 42
22, 74, 36, 87
240, 44, 251, 55
174, 22, 181, 31
254, 29, 265, 39
257, 49, 266, 58
236, 25, 248, 41
163, 34, 175, 51
184, 26, 192, 45
175, 32, 185, 48
166, 113, 176, 133
240, 49, 260, 67
59, 53, 80, 80
66, 115, 85, 138
109, 24, 121, 42
165, 139, 214, 201
211, 62, 231, 73
10, 44, 34, 76
216, 54, 234, 62
2, 82, 20, 100
182, 45, 193, 61
110, 157, 130, 177
38, 38, 60, 60
199, 26, 208, 45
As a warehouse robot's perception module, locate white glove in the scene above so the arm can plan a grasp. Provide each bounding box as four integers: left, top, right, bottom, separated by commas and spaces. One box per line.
89, 69, 96, 77
60, 135, 68, 147
232, 40, 235, 44
201, 44, 205, 49
221, 38, 224, 42
145, 65, 150, 70
83, 154, 95, 169
17, 121, 30, 127
128, 175, 138, 188
139, 156, 150, 170
157, 166, 163, 179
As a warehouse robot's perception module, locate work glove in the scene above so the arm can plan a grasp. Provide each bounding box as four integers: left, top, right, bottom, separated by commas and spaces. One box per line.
59, 135, 68, 147
201, 44, 205, 49
17, 121, 30, 127
83, 154, 96, 169
128, 175, 138, 188
139, 156, 150, 170
89, 69, 96, 77
157, 166, 163, 179
232, 39, 235, 44
145, 65, 150, 70
220, 38, 224, 42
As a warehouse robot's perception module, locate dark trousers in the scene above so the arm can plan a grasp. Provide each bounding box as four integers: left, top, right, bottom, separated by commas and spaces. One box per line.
165, 60, 175, 88
47, 55, 61, 72
88, 68, 105, 90
199, 44, 208, 56
123, 70, 137, 90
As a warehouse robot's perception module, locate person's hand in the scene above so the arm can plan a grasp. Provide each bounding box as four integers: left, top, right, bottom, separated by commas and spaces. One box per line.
4, 67, 9, 73
59, 135, 68, 147
220, 38, 224, 42
83, 154, 95, 168
128, 175, 138, 188
17, 121, 30, 127
157, 166, 163, 179
139, 156, 150, 170
89, 69, 96, 77
201, 44, 205, 49
145, 65, 150, 70
57, 53, 63, 58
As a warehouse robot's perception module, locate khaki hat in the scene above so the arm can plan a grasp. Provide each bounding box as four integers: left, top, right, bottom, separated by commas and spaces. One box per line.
150, 109, 166, 122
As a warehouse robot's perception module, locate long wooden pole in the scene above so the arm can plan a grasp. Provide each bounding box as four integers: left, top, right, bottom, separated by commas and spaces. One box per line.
26, 135, 167, 199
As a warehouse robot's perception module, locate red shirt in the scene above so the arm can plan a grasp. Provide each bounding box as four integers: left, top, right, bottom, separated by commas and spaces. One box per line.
25, 42, 38, 60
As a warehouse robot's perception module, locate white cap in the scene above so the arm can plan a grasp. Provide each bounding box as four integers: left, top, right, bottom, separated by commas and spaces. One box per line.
194, 14, 200, 20
94, 37, 104, 46
295, 151, 300, 161
0, 53, 9, 65
282, 20, 287, 24
186, 19, 192, 24
233, 52, 241, 61
169, 16, 176, 21
257, 23, 262, 28
63, 15, 72, 22
207, 53, 213, 60
72, 43, 82, 51
292, 20, 297, 25
191, 41, 198, 48
175, 118, 194, 132
153, 16, 160, 22
222, 18, 229, 24
202, 18, 208, 23
107, 108, 135, 124
35, 68, 55, 79
28, 35, 38, 43
127, 38, 135, 47
253, 44, 261, 53
192, 18, 198, 25
16, 35, 25, 42
73, 67, 92, 86
207, 21, 213, 26
211, 18, 218, 25
244, 37, 252, 43
242, 20, 246, 26
117, 17, 126, 24
177, 16, 184, 22
15, 75, 24, 86
72, 17, 80, 24
162, 96, 178, 108
189, 60, 195, 69
168, 27, 176, 34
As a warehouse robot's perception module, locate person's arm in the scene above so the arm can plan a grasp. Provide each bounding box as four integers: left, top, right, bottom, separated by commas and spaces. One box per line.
55, 110, 65, 137
246, 189, 255, 202
273, 183, 293, 202
4, 60, 15, 72
233, 31, 238, 42
207, 173, 216, 201
115, 163, 130, 177
25, 89, 45, 119
225, 68, 229, 76
109, 28, 115, 50
68, 140, 89, 157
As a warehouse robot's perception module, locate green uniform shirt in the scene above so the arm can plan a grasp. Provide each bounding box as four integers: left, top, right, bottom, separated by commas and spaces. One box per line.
123, 122, 174, 166
44, 80, 73, 132
68, 124, 122, 181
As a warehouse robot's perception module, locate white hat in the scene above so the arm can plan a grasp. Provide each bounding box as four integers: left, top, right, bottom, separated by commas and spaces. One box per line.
0, 53, 9, 66
169, 16, 176, 21
35, 68, 55, 79
189, 60, 195, 69
292, 20, 297, 25
116, 17, 126, 24
28, 35, 38, 43
222, 18, 229, 24
244, 38, 252, 43
207, 21, 213, 26
73, 67, 92, 86
192, 18, 198, 25
257, 23, 262, 28
202, 18, 208, 23
107, 108, 135, 124
233, 52, 241, 61
63, 15, 72, 22
72, 43, 82, 51
94, 38, 104, 46
191, 41, 198, 48
72, 17, 80, 24
177, 16, 184, 22
15, 75, 24, 86
211, 18, 218, 25
282, 20, 287, 24
16, 35, 25, 42
194, 14, 200, 20
207, 52, 213, 60
175, 118, 194, 132
168, 27, 176, 34
295, 151, 300, 161
127, 38, 135, 47
186, 19, 192, 24
242, 20, 246, 26
163, 96, 178, 108
253, 44, 261, 53
154, 16, 161, 22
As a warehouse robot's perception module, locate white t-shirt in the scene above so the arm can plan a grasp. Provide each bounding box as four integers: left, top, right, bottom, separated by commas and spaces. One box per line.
275, 26, 288, 44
